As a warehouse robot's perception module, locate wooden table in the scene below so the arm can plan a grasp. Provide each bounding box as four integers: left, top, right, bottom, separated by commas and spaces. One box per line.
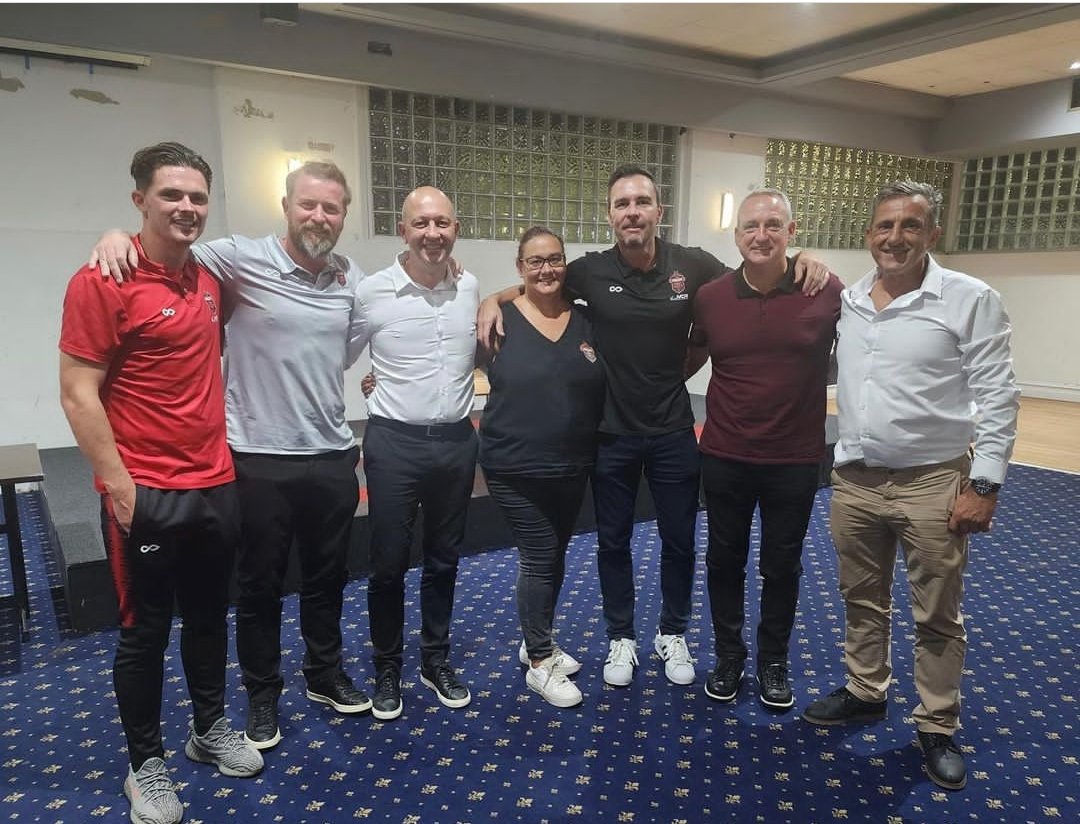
0, 444, 44, 640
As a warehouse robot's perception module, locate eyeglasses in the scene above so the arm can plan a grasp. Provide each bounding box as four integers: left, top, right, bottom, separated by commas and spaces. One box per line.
520, 253, 566, 271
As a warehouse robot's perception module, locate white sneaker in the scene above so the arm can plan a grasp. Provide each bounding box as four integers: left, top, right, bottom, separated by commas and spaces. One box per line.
654, 632, 696, 685
518, 640, 582, 675
603, 638, 639, 687
526, 655, 584, 708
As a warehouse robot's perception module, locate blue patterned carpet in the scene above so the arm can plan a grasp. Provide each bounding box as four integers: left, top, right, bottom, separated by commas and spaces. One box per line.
0, 463, 1077, 823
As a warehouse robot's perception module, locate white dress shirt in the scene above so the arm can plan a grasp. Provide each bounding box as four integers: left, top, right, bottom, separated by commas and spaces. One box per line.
834, 254, 1019, 482
350, 253, 478, 425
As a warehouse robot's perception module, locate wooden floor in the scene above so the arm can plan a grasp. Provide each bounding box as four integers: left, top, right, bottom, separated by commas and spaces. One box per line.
826, 397, 1080, 474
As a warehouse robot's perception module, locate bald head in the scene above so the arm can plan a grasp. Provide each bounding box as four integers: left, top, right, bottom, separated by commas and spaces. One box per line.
398, 186, 459, 276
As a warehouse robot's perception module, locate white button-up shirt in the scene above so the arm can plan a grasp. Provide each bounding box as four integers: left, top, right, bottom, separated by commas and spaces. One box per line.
349, 253, 478, 425
834, 254, 1019, 482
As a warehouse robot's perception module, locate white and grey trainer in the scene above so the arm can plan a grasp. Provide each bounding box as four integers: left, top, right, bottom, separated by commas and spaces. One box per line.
123, 756, 183, 824
184, 717, 264, 778
526, 654, 584, 708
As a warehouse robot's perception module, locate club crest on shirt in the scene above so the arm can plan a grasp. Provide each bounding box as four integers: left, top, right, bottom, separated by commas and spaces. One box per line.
579, 342, 597, 363
668, 270, 689, 300
203, 292, 219, 323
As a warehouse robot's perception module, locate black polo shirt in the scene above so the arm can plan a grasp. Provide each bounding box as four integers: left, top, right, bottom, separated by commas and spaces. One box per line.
565, 237, 728, 435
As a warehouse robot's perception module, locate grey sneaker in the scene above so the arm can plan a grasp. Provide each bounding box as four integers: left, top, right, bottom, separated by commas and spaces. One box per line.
123, 756, 182, 824
185, 717, 264, 778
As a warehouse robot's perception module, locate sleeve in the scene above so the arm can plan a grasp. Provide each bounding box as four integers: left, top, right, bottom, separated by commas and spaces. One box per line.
959, 287, 1021, 482
563, 256, 587, 303
190, 236, 237, 284
700, 248, 731, 282
58, 269, 128, 365
345, 283, 373, 369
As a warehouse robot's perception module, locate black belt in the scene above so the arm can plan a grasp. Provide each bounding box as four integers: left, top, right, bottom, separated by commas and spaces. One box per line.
368, 415, 474, 440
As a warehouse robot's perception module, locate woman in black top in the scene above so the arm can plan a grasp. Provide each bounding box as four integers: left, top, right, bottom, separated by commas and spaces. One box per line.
479, 226, 605, 708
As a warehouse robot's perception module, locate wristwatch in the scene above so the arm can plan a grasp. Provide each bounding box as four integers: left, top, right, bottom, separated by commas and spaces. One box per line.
969, 477, 1001, 497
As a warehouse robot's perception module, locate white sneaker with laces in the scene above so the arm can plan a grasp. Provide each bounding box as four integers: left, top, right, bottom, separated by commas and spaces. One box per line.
654, 632, 696, 685
603, 638, 639, 687
526, 654, 584, 708
518, 640, 582, 675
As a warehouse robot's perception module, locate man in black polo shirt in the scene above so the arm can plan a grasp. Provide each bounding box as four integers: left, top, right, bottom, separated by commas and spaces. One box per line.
479, 165, 828, 688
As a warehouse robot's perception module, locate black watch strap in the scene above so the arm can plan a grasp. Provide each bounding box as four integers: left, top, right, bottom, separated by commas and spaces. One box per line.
970, 477, 1001, 497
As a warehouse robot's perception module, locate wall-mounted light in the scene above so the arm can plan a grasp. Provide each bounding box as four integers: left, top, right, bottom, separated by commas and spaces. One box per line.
1070, 60, 1080, 71
286, 157, 304, 173
719, 192, 736, 231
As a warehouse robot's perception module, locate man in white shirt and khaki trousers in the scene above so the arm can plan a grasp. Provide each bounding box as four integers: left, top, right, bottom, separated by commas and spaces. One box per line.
802, 181, 1019, 793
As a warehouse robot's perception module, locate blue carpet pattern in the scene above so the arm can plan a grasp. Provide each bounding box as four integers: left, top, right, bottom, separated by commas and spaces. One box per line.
0, 463, 1077, 822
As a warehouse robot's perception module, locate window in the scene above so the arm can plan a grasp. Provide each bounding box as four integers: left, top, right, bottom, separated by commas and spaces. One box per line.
954, 145, 1080, 251
764, 139, 954, 249
368, 87, 679, 242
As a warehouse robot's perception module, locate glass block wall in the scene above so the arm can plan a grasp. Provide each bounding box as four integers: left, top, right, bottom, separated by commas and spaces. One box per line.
368, 87, 679, 243
764, 139, 954, 249
954, 145, 1080, 251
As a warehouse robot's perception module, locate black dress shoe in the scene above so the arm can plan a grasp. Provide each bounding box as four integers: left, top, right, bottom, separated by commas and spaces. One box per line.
703, 658, 744, 703
371, 668, 402, 721
757, 662, 794, 710
802, 686, 887, 725
306, 671, 373, 714
420, 662, 472, 708
918, 731, 967, 790
244, 697, 282, 750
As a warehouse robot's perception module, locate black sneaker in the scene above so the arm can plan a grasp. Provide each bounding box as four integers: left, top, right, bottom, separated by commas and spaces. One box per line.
802, 686, 887, 725
244, 697, 282, 750
703, 658, 744, 703
757, 662, 795, 710
371, 668, 402, 721
420, 662, 472, 709
306, 671, 373, 714
918, 731, 967, 790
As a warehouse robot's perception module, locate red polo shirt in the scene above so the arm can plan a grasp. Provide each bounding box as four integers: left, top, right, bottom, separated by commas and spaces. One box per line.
59, 236, 233, 490
693, 259, 842, 464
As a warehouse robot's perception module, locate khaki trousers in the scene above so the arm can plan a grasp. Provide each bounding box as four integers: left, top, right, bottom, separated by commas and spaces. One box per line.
829, 454, 970, 735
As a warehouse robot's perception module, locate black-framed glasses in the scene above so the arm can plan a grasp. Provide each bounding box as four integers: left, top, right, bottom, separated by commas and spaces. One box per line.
520, 253, 566, 271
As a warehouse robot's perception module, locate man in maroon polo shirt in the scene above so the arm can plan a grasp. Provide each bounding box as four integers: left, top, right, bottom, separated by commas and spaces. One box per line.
59, 142, 261, 824
687, 188, 842, 711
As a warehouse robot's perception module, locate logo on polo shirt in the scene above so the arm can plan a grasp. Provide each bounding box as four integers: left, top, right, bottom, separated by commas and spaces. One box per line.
203, 292, 219, 323
579, 342, 597, 363
668, 270, 689, 301
161, 307, 176, 317
609, 285, 624, 293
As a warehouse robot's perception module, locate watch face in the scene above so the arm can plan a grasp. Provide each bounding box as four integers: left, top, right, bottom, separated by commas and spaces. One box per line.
971, 478, 1000, 496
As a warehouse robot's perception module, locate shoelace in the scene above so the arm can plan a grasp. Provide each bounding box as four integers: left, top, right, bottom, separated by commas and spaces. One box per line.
762, 665, 788, 692
432, 664, 462, 693
665, 636, 695, 665
608, 640, 638, 666
134, 763, 175, 803
376, 670, 399, 694
251, 702, 276, 727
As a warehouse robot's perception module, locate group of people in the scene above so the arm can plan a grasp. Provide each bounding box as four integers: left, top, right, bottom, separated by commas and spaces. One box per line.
59, 141, 1017, 823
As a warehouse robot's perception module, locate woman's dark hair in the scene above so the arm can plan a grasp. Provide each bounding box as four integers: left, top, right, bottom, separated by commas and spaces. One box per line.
516, 225, 565, 260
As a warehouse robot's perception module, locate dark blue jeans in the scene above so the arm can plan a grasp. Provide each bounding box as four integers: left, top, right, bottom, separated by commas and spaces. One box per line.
701, 455, 819, 665
484, 471, 590, 662
592, 428, 701, 640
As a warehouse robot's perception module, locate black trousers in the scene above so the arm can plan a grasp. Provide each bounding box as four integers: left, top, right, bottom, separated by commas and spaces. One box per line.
101, 483, 238, 770
233, 446, 361, 703
363, 416, 477, 675
484, 471, 590, 662
701, 455, 819, 664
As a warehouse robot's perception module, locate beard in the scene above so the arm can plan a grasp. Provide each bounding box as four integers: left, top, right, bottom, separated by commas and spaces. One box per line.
292, 224, 337, 260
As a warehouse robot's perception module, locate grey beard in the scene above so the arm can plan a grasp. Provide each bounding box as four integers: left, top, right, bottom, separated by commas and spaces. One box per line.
296, 230, 335, 259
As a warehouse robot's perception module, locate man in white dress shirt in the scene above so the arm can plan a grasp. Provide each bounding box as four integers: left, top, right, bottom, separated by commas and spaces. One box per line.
351, 186, 479, 721
802, 181, 1019, 792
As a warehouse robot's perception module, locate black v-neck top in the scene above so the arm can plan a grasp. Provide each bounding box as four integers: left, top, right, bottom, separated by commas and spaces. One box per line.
479, 301, 606, 476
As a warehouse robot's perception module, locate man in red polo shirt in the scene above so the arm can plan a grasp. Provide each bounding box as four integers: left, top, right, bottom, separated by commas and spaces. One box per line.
687, 188, 842, 711
59, 142, 261, 824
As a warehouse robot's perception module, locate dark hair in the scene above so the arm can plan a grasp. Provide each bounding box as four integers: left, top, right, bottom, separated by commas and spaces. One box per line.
285, 160, 352, 208
130, 141, 212, 192
606, 163, 658, 206
517, 225, 565, 260
871, 180, 944, 228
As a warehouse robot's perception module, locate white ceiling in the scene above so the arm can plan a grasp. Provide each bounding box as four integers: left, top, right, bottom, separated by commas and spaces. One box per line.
311, 2, 1080, 99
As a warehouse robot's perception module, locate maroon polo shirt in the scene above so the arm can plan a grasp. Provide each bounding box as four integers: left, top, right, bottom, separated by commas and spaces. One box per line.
692, 257, 842, 464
